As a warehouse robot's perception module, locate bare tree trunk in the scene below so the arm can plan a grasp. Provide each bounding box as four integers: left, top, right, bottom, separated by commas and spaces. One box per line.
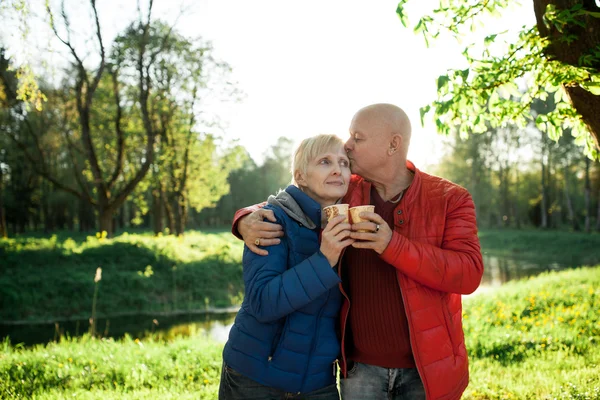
563, 164, 579, 231
540, 141, 548, 229
79, 199, 94, 232
163, 192, 175, 235
514, 167, 521, 229
0, 166, 6, 238
175, 197, 188, 236
584, 157, 591, 233
152, 189, 163, 235
98, 209, 113, 236
597, 185, 600, 232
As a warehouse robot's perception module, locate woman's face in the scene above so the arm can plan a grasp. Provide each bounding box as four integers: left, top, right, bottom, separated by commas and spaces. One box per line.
296, 146, 351, 207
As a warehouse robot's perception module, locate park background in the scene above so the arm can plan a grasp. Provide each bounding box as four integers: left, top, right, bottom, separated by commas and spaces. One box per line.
1, 0, 600, 399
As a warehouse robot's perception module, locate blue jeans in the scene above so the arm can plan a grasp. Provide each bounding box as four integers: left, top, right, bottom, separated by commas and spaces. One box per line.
340, 362, 425, 400
218, 362, 340, 400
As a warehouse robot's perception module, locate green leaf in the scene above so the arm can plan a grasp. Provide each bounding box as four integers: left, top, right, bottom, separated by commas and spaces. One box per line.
396, 1, 409, 27
419, 105, 431, 126
437, 75, 450, 91
582, 83, 600, 95
484, 34, 497, 46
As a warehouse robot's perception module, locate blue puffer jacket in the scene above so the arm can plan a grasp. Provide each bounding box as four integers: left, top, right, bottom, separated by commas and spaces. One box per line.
222, 185, 342, 394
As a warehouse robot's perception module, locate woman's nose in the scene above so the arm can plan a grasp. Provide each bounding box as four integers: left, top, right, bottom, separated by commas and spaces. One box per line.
332, 163, 341, 175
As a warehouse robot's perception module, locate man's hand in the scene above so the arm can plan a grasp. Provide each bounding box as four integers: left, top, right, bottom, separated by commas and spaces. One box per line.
349, 211, 393, 254
239, 209, 284, 256
320, 215, 354, 266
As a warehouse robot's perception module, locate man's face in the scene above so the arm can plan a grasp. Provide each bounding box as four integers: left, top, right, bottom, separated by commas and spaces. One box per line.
344, 112, 388, 178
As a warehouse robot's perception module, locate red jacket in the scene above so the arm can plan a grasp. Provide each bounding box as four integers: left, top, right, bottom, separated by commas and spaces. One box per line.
232, 161, 484, 400
339, 161, 483, 400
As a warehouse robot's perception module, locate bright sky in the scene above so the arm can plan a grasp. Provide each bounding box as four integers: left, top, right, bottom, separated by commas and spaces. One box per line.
3, 0, 536, 167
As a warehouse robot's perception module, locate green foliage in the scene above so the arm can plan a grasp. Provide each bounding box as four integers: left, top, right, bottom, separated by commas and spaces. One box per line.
196, 137, 295, 226
396, 1, 600, 158
0, 230, 244, 321
0, 4, 46, 111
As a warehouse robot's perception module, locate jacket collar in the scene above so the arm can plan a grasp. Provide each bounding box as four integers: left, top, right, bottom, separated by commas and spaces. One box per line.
285, 185, 323, 229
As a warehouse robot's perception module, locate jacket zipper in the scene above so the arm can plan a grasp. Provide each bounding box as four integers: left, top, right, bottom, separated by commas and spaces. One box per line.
397, 269, 430, 399
337, 247, 351, 377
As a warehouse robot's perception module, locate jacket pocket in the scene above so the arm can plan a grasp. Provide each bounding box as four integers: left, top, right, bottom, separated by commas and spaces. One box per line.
442, 297, 457, 359
269, 319, 287, 362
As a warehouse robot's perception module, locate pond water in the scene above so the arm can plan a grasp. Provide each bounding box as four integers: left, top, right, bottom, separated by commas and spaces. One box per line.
0, 253, 581, 346
477, 253, 570, 294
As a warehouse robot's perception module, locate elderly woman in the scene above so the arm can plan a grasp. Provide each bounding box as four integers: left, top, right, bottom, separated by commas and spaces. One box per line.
219, 134, 354, 400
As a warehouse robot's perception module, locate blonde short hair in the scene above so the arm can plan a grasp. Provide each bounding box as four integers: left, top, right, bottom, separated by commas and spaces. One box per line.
291, 134, 345, 186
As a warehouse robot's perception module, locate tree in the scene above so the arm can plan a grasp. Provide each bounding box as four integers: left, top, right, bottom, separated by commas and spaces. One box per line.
110, 21, 240, 236
3, 1, 237, 237
397, 0, 600, 158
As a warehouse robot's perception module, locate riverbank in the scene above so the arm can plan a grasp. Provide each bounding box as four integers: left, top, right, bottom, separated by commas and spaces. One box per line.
1, 228, 599, 323
1, 265, 599, 399
478, 228, 600, 265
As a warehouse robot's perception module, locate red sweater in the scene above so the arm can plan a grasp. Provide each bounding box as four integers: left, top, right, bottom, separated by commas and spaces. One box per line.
344, 187, 415, 368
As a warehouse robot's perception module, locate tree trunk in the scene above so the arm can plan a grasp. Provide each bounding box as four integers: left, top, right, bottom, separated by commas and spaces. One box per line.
152, 189, 163, 235
534, 0, 600, 150
79, 199, 95, 232
597, 185, 600, 232
584, 157, 591, 233
117, 206, 125, 231
540, 139, 549, 229
563, 164, 579, 231
0, 167, 6, 238
41, 179, 51, 233
98, 208, 113, 237
163, 192, 175, 235
514, 167, 521, 229
175, 197, 188, 236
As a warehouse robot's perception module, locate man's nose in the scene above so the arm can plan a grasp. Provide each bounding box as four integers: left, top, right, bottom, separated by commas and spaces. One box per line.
344, 139, 352, 152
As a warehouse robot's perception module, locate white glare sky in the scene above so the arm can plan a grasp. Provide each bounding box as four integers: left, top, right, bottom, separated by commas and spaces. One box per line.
4, 0, 535, 167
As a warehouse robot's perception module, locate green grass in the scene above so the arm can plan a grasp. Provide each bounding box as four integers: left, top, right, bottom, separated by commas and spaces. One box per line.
463, 265, 600, 399
0, 334, 224, 399
1, 266, 599, 399
0, 230, 244, 322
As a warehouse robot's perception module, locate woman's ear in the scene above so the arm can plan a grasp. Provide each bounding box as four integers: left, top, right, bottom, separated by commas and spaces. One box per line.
295, 170, 307, 187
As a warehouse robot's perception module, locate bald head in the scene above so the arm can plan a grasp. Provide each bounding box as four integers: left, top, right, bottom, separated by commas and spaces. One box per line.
349, 103, 412, 158
345, 103, 413, 179
353, 103, 411, 141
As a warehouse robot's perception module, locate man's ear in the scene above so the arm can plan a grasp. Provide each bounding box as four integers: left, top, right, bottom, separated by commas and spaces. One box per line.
295, 170, 307, 187
388, 135, 402, 155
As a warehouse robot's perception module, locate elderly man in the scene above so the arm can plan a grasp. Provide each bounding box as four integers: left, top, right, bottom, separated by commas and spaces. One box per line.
232, 103, 484, 400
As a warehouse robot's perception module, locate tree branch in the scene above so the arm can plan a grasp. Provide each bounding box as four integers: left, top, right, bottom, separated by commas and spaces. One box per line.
107, 66, 125, 190
88, 0, 106, 97
7, 132, 92, 204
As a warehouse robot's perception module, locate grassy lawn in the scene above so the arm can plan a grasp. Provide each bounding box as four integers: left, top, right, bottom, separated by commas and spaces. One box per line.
1, 266, 599, 399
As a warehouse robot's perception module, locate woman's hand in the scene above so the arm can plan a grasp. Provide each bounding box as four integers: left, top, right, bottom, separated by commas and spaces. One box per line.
320, 215, 354, 266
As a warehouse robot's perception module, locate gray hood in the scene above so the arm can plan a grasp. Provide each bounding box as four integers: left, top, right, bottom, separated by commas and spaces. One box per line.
267, 190, 318, 230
